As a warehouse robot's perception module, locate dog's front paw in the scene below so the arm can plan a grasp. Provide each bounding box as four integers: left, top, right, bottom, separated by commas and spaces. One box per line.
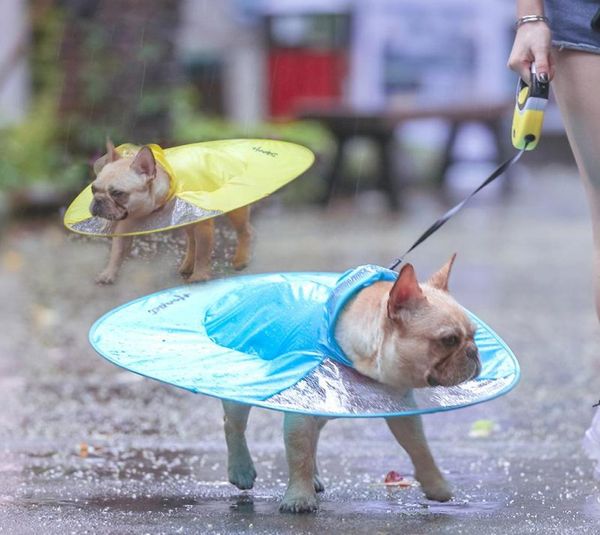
279, 486, 318, 514
186, 269, 212, 283
178, 261, 194, 277
228, 460, 257, 490
95, 270, 116, 285
419, 476, 453, 502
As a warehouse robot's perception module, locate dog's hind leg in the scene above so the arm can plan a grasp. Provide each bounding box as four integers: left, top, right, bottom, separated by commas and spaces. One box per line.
385, 415, 452, 502
313, 418, 327, 493
178, 226, 196, 277
222, 400, 257, 490
226, 206, 252, 271
187, 219, 214, 282
280, 414, 323, 513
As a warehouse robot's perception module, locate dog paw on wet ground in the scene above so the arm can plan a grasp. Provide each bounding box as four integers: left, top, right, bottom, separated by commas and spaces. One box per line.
279, 487, 319, 514
228, 463, 257, 490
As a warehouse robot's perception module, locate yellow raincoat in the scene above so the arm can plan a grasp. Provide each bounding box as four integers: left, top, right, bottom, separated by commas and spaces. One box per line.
64, 139, 314, 236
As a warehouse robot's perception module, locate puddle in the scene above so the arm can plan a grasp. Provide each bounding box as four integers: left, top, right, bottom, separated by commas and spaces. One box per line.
317, 498, 501, 517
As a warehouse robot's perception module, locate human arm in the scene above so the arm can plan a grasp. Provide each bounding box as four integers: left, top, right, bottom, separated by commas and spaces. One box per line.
507, 0, 554, 82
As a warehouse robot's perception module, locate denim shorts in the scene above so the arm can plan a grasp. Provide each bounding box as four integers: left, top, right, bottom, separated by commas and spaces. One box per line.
545, 0, 600, 54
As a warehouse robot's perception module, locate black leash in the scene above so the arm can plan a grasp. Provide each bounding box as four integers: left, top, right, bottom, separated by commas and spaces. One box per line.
388, 137, 533, 271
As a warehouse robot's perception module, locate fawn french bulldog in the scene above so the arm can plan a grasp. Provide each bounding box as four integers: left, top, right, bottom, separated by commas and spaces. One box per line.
90, 140, 251, 284
221, 255, 480, 513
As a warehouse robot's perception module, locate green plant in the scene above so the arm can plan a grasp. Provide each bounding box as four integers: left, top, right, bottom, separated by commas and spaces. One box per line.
0, 4, 86, 192
0, 95, 87, 192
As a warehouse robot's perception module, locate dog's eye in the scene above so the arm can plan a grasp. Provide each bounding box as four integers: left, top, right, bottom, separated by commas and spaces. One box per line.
91, 184, 98, 194
109, 188, 126, 198
441, 334, 460, 348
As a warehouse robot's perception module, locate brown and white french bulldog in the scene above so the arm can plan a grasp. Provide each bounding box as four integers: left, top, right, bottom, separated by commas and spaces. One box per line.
221, 255, 480, 513
91, 140, 252, 284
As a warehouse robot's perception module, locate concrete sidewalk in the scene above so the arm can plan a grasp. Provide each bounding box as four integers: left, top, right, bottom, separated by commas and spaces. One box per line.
1, 163, 599, 534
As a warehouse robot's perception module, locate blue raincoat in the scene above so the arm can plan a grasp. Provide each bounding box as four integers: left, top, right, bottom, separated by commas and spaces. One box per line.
90, 267, 519, 417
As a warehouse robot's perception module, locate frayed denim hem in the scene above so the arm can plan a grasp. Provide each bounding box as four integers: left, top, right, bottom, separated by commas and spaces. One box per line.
553, 40, 600, 55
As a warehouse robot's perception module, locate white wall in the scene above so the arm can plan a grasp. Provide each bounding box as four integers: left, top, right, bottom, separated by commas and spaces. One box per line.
349, 0, 514, 111
177, 0, 266, 124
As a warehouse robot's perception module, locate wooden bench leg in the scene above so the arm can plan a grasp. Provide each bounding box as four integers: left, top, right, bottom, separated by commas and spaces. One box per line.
376, 133, 401, 211
489, 118, 514, 197
434, 121, 461, 192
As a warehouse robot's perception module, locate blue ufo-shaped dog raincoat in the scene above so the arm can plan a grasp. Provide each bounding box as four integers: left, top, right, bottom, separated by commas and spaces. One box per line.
90, 265, 519, 418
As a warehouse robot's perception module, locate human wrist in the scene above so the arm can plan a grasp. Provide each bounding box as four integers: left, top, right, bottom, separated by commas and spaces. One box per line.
515, 15, 550, 29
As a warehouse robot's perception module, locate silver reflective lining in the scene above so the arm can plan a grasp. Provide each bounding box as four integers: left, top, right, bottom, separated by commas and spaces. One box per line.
265, 358, 512, 416
70, 197, 223, 235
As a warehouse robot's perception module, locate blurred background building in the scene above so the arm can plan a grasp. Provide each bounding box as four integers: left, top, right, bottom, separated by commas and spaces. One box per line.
0, 0, 574, 214
178, 0, 516, 118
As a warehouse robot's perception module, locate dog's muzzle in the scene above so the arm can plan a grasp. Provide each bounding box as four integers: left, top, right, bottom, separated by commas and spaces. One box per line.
90, 199, 102, 217
466, 344, 481, 379
90, 198, 127, 220
426, 373, 440, 387
466, 345, 479, 361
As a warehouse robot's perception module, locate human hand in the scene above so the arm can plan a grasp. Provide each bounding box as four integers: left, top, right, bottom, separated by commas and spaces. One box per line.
507, 22, 554, 83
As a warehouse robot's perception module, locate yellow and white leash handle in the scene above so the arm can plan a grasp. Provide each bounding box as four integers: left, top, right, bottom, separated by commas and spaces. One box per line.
511, 64, 549, 150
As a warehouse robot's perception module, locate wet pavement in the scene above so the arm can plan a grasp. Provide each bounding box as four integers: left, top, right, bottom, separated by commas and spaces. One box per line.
1, 163, 600, 534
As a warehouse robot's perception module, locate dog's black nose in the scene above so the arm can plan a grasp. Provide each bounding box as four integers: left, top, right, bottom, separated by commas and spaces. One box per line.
426, 373, 440, 387
466, 345, 479, 361
90, 199, 100, 216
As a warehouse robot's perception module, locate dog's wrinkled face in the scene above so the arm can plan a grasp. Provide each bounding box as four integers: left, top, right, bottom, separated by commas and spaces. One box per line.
380, 255, 481, 389
90, 142, 157, 221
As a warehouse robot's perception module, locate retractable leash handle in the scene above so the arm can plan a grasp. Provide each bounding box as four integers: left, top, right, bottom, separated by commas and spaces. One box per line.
389, 67, 549, 271
511, 64, 549, 150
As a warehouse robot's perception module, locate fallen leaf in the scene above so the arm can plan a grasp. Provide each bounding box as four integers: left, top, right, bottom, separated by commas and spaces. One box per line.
469, 419, 497, 438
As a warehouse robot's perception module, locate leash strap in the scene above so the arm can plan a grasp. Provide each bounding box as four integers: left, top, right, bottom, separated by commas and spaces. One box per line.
388, 140, 531, 271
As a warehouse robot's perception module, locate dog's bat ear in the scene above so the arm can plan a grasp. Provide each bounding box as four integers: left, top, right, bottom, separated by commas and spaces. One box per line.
387, 263, 426, 319
106, 138, 120, 163
92, 138, 120, 175
130, 146, 156, 181
428, 253, 457, 292
92, 155, 108, 175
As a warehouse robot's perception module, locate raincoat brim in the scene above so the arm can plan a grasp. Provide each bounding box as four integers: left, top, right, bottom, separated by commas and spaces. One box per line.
89, 272, 520, 418
64, 139, 315, 237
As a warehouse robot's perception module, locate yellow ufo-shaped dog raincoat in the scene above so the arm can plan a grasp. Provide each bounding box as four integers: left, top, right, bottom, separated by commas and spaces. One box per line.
64, 139, 315, 237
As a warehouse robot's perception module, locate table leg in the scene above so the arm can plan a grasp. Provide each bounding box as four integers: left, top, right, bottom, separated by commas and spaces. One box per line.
434, 121, 460, 192
377, 133, 401, 211
490, 118, 514, 197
